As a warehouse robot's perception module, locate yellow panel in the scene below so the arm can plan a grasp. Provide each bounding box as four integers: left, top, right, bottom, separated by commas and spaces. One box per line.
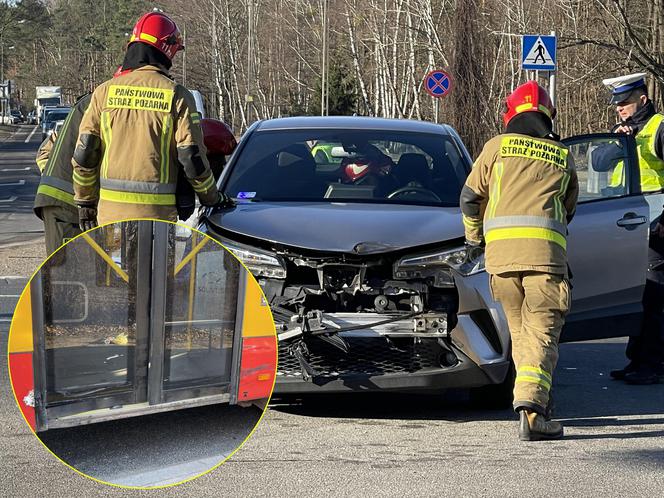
241, 278, 276, 338
8, 287, 33, 353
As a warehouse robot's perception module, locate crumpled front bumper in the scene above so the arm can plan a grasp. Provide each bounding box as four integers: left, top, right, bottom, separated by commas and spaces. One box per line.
274, 271, 511, 393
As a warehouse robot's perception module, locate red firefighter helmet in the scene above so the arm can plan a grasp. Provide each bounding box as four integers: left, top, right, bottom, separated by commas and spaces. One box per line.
502, 80, 556, 126
129, 11, 184, 60
201, 118, 237, 156
341, 145, 394, 183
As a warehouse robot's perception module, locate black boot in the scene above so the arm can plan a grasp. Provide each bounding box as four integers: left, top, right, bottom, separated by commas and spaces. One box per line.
610, 361, 639, 380
518, 410, 564, 441
624, 366, 664, 385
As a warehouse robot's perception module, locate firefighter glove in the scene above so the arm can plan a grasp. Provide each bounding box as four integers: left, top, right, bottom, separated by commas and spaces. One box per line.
77, 203, 98, 232
207, 192, 235, 209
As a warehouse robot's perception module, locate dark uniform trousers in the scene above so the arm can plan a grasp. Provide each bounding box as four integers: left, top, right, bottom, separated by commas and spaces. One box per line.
42, 206, 82, 256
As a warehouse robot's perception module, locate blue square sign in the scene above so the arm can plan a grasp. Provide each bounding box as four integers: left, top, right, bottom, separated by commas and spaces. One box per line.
522, 35, 556, 71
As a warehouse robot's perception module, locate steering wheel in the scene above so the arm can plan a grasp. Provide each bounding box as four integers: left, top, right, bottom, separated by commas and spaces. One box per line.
387, 186, 442, 202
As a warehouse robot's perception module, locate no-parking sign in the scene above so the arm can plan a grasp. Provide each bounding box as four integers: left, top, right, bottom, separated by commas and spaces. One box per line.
424, 70, 453, 99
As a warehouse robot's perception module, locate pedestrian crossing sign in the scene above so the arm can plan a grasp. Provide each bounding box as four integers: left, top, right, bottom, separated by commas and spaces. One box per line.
522, 35, 556, 71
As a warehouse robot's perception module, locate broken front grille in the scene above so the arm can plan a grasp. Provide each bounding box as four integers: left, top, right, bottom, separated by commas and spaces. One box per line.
277, 336, 443, 378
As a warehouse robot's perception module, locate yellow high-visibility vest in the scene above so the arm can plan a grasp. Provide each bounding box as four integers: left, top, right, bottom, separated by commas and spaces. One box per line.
611, 113, 664, 192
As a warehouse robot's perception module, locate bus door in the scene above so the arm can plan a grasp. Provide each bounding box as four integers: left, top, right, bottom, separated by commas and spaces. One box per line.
31, 221, 243, 431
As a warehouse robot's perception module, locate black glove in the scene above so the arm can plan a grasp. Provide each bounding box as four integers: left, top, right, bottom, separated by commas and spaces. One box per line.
464, 239, 484, 263
77, 203, 98, 232
212, 192, 235, 209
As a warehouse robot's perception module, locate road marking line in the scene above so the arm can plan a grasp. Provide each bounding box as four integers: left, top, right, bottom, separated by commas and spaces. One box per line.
0, 295, 21, 297
1, 167, 30, 172
0, 180, 25, 186
0, 196, 17, 203
24, 125, 39, 143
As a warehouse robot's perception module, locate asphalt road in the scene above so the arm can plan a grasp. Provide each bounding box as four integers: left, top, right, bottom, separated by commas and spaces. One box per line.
0, 124, 44, 247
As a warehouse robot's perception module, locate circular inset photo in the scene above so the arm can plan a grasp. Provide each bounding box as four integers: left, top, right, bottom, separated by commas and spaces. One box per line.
8, 220, 277, 488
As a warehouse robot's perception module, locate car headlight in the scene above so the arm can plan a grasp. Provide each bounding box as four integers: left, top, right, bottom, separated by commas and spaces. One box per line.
217, 238, 287, 279
394, 245, 485, 284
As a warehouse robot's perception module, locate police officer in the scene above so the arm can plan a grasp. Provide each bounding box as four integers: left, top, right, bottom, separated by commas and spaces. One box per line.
34, 93, 91, 255
602, 73, 664, 384
460, 81, 579, 441
72, 11, 232, 229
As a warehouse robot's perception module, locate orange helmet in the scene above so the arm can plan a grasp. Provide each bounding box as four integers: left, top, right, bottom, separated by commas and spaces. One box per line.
502, 80, 556, 126
129, 11, 184, 61
201, 118, 237, 156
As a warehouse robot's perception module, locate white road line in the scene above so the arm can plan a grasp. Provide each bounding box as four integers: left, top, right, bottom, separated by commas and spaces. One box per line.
0, 180, 25, 186
0, 196, 17, 203
0, 295, 20, 298
1, 167, 30, 172
0, 276, 29, 279
24, 125, 39, 143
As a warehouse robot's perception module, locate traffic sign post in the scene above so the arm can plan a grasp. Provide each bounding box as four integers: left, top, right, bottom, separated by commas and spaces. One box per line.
424, 69, 452, 123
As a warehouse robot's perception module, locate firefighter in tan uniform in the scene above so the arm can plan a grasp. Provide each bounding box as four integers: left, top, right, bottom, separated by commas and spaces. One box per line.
460, 81, 579, 441
34, 94, 92, 254
72, 11, 232, 229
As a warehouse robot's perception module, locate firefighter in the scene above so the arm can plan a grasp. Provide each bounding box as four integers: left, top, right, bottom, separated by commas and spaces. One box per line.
34, 92, 91, 255
72, 10, 232, 230
600, 73, 664, 384
460, 81, 579, 441
176, 118, 237, 221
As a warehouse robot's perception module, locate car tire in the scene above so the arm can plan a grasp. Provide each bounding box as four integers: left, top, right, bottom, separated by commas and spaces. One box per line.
469, 362, 515, 409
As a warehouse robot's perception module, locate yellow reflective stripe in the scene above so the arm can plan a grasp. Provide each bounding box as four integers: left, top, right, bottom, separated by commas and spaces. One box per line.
139, 32, 158, 44
36, 158, 48, 172
192, 174, 215, 193
46, 107, 76, 176
537, 104, 552, 117
107, 85, 174, 113
518, 366, 552, 382
462, 214, 482, 228
100, 189, 176, 205
500, 136, 568, 169
485, 226, 567, 249
37, 184, 75, 206
190, 112, 201, 124
554, 171, 571, 222
100, 112, 112, 178
515, 103, 533, 113
73, 170, 97, 187
160, 115, 173, 183
515, 375, 552, 390
487, 162, 504, 218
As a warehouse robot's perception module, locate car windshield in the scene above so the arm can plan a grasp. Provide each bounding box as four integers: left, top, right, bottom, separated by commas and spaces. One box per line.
224, 129, 469, 207
45, 110, 69, 122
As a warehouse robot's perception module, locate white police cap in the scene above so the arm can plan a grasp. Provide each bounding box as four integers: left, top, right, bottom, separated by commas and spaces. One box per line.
602, 73, 647, 104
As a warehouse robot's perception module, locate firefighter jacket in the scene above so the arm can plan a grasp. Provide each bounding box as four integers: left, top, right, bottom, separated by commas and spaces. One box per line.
460, 133, 579, 275
34, 94, 92, 223
72, 65, 219, 223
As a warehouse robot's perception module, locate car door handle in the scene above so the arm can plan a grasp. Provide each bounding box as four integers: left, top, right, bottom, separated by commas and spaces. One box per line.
616, 213, 648, 227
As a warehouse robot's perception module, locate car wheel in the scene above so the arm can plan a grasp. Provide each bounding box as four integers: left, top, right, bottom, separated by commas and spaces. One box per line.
469, 362, 515, 409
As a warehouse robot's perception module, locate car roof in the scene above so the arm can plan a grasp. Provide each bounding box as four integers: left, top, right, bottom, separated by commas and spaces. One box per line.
254, 116, 455, 135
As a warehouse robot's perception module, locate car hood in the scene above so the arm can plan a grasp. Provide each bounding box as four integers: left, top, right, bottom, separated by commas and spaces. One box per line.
206, 202, 464, 254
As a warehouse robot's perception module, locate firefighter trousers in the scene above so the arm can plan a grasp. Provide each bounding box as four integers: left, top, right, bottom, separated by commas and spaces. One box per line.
490, 271, 571, 414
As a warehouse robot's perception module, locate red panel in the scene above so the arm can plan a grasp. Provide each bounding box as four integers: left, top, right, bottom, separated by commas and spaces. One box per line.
8, 352, 36, 431
238, 336, 277, 402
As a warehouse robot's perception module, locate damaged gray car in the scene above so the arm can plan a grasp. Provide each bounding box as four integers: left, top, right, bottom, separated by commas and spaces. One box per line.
198, 117, 656, 405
